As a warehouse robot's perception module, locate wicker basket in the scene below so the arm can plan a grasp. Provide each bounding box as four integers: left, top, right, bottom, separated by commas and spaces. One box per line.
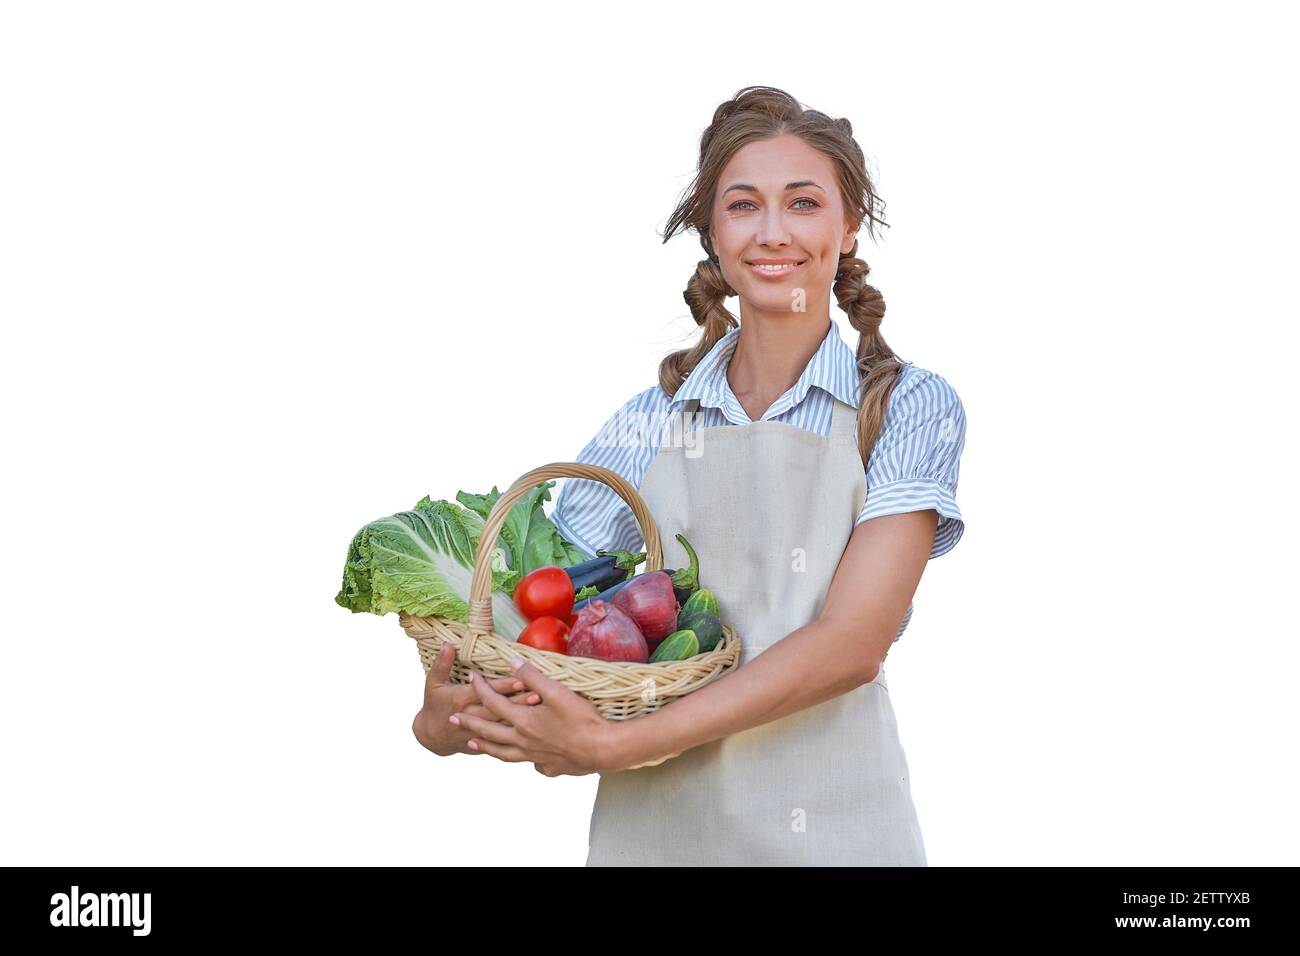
401, 462, 742, 769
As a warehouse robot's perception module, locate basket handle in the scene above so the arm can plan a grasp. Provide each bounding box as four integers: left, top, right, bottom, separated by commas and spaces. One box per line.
466, 463, 664, 633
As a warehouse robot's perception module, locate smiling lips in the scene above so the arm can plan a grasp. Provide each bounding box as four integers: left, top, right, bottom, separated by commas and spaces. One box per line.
746, 258, 806, 280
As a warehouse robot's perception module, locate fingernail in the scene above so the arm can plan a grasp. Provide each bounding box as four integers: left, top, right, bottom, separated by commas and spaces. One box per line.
509, 655, 524, 671
468, 740, 479, 750
513, 681, 525, 690
448, 714, 460, 725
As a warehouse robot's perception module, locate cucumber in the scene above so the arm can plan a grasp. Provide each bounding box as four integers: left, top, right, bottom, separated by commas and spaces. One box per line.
680, 587, 719, 620
649, 628, 700, 662
678, 611, 722, 652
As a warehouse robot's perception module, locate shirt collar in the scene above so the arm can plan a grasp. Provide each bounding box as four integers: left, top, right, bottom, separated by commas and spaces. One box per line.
669, 319, 861, 421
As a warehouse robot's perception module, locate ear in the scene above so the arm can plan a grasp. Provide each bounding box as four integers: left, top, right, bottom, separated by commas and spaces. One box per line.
841, 216, 860, 256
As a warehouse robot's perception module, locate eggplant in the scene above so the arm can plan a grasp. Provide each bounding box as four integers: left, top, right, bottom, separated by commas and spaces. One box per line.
573, 533, 702, 612
667, 533, 701, 599
566, 549, 644, 595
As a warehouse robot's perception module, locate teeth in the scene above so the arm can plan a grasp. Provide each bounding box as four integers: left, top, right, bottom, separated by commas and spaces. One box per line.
754, 262, 800, 271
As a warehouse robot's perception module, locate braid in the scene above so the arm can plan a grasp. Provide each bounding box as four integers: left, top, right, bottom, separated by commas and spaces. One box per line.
657, 258, 737, 397
834, 243, 907, 471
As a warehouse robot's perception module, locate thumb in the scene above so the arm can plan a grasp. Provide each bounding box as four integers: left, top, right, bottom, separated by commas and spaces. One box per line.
507, 654, 567, 697
427, 640, 455, 686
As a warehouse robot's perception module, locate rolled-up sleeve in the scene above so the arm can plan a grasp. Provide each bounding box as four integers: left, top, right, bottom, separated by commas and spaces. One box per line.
854, 368, 966, 560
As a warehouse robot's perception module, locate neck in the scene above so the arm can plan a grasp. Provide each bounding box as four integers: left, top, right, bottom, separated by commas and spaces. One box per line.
726, 307, 832, 421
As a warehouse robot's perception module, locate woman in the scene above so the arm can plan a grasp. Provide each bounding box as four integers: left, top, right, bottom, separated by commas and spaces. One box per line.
414, 86, 967, 866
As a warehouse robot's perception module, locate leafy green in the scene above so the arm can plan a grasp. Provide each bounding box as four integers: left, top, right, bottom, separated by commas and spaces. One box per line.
455, 481, 586, 592
334, 481, 586, 641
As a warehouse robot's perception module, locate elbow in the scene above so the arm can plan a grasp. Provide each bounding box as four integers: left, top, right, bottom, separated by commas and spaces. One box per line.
818, 614, 888, 689
856, 654, 883, 688
852, 631, 890, 687
843, 639, 884, 689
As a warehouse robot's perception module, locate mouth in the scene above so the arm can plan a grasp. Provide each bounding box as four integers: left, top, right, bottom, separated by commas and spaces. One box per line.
746, 258, 807, 279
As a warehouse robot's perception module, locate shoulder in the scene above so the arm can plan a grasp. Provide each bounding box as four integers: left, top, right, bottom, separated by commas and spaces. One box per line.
624, 382, 674, 414
861, 362, 967, 465
600, 382, 674, 421
883, 363, 966, 430
573, 383, 675, 477
585, 384, 673, 446
890, 363, 964, 409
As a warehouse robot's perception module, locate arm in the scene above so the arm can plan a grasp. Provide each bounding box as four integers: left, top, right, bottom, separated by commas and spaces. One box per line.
605, 508, 939, 771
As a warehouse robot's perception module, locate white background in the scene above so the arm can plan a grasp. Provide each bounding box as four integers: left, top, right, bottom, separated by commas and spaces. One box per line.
3, 0, 1296, 866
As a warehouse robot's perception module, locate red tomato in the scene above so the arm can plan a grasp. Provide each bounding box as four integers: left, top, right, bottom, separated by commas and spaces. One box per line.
566, 612, 579, 629
517, 616, 570, 653
514, 566, 574, 621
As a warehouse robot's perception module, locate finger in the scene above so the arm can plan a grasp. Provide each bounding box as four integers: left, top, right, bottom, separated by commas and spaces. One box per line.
463, 698, 535, 721
465, 737, 532, 762
459, 691, 540, 723
506, 656, 570, 698
427, 640, 455, 688
454, 675, 528, 709
467, 670, 532, 725
461, 704, 500, 721
451, 707, 524, 747
489, 675, 529, 695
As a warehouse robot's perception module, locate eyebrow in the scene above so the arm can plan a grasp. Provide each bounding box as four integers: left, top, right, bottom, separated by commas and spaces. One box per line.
722, 180, 826, 196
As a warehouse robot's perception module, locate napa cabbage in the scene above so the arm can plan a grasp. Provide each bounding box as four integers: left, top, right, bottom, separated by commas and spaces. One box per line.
334, 481, 583, 641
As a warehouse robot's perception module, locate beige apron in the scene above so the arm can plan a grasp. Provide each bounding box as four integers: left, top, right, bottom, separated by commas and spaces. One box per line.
585, 396, 928, 866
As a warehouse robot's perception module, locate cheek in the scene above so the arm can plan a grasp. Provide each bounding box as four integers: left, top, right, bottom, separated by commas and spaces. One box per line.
711, 218, 744, 251
796, 226, 839, 257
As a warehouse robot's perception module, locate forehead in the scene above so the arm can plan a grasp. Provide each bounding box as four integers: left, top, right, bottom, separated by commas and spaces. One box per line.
717, 134, 837, 190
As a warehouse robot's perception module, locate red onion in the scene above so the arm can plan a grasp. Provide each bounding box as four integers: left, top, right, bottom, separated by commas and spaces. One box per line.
612, 571, 680, 641
566, 600, 649, 663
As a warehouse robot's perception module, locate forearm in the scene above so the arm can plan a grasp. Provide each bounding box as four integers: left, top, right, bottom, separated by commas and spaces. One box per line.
605, 615, 884, 771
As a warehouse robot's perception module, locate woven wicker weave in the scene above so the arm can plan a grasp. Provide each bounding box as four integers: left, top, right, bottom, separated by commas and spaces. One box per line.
401, 462, 741, 769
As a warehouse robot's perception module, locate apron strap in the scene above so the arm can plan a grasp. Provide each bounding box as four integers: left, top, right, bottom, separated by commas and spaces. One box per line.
658, 397, 702, 454
829, 398, 858, 443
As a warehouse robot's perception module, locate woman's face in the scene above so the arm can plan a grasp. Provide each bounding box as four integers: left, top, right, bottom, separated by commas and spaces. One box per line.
709, 133, 858, 316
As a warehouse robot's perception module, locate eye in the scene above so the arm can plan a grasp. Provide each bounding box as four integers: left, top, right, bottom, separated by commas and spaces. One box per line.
728, 199, 757, 211
793, 198, 819, 210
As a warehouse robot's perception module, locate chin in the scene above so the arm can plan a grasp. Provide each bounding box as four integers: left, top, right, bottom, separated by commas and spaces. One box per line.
743, 295, 805, 315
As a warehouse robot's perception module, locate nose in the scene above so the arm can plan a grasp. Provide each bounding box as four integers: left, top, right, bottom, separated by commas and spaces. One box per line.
754, 206, 792, 248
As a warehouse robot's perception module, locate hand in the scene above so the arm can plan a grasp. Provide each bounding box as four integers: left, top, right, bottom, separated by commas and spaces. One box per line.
412, 641, 542, 757
451, 656, 617, 777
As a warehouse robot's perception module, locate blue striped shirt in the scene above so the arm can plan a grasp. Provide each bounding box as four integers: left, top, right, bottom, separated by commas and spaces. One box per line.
551, 319, 966, 638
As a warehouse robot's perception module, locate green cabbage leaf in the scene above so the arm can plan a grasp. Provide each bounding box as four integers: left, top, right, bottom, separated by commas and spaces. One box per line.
334, 481, 583, 641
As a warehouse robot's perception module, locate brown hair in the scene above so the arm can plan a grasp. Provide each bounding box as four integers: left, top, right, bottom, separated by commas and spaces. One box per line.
658, 85, 906, 470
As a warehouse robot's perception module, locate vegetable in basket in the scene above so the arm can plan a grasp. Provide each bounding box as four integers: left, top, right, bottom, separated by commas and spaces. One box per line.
565, 549, 645, 593
572, 533, 701, 613
612, 572, 679, 644
677, 588, 723, 652
454, 482, 589, 592
514, 566, 575, 621
649, 628, 700, 663
513, 549, 645, 622
518, 616, 571, 653
566, 600, 649, 663
334, 481, 586, 641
